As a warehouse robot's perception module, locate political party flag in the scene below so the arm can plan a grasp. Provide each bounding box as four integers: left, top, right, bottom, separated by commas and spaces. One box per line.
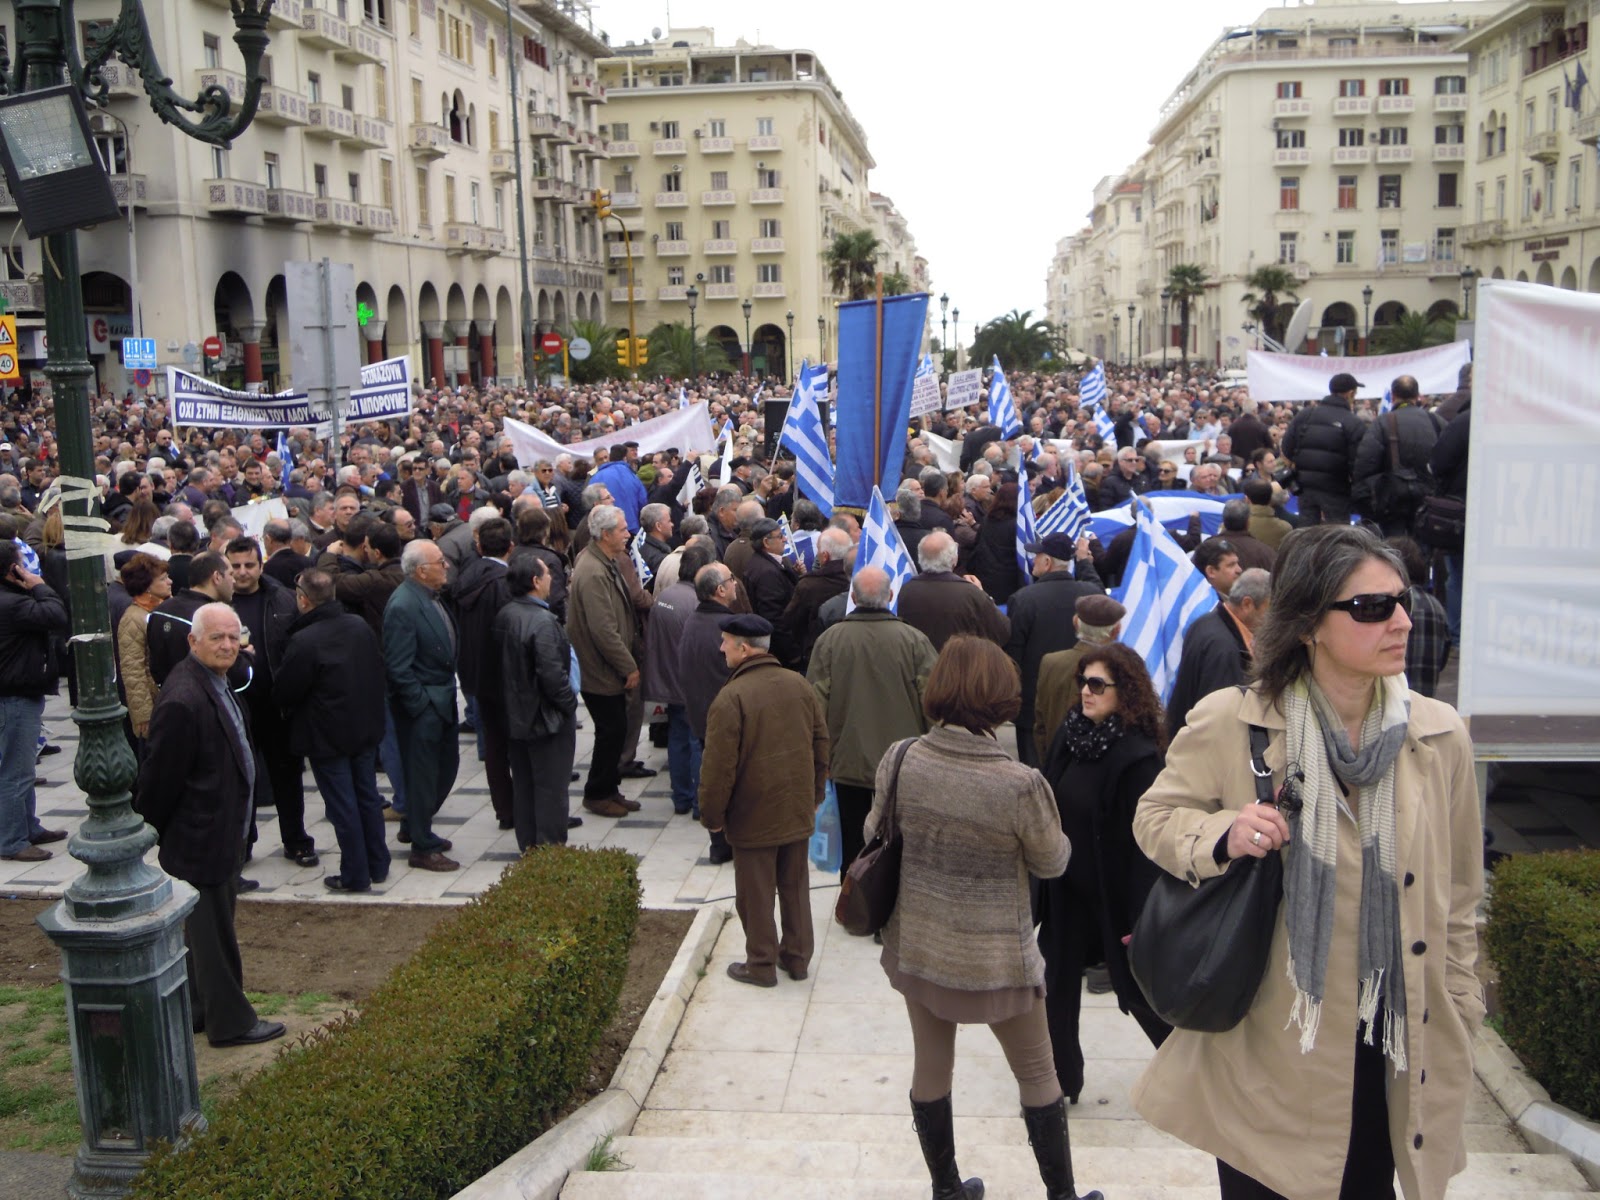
1036, 469, 1091, 543
629, 526, 654, 585
1015, 468, 1041, 585
778, 359, 834, 517
833, 292, 930, 507
988, 357, 1023, 439
1080, 361, 1108, 408
1112, 500, 1219, 703
675, 460, 705, 509
849, 485, 916, 613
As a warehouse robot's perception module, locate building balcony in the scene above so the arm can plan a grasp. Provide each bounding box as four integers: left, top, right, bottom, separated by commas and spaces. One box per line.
443, 222, 486, 254
701, 189, 736, 205
590, 138, 612, 159
489, 149, 516, 180
108, 173, 149, 209
703, 282, 738, 299
263, 187, 315, 222
653, 138, 687, 155
351, 115, 391, 149
529, 175, 561, 200
361, 205, 395, 234
610, 286, 639, 302
1273, 147, 1310, 166
299, 4, 348, 50
552, 121, 579, 146
572, 129, 601, 156
748, 134, 782, 151
699, 136, 734, 153
1579, 112, 1600, 144
612, 190, 641, 208
204, 178, 267, 216
658, 285, 689, 301
409, 123, 450, 158
1526, 130, 1560, 162
483, 228, 506, 254
1431, 143, 1466, 162
1193, 157, 1220, 182
267, 0, 303, 29
567, 74, 603, 100
1272, 98, 1312, 118
528, 112, 559, 139
655, 239, 690, 255
0, 280, 45, 311
654, 190, 689, 207
608, 242, 645, 258
1332, 95, 1372, 116
752, 281, 785, 298
704, 238, 738, 254
1461, 219, 1506, 245
1376, 95, 1416, 114
307, 102, 357, 142
312, 196, 362, 230
557, 182, 582, 204
749, 187, 785, 203
1434, 93, 1468, 112
607, 140, 639, 156
1331, 145, 1372, 165
750, 237, 784, 253
95, 61, 142, 99
258, 84, 309, 126
338, 20, 386, 63
1375, 144, 1413, 164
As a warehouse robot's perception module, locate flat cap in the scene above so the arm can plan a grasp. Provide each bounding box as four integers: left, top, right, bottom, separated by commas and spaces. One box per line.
717, 613, 773, 638
1075, 594, 1127, 627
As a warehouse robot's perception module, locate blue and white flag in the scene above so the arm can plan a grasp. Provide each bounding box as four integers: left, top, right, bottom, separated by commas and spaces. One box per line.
276, 431, 293, 492
1080, 361, 1108, 409
849, 485, 916, 613
717, 417, 737, 487
675, 459, 705, 509
988, 356, 1023, 439
916, 353, 935, 378
629, 527, 654, 585
778, 359, 834, 517
1015, 469, 1041, 584
1036, 469, 1091, 543
1025, 439, 1042, 465
678, 385, 690, 410
1094, 405, 1116, 444
1379, 388, 1394, 415
778, 513, 817, 570
1112, 500, 1220, 703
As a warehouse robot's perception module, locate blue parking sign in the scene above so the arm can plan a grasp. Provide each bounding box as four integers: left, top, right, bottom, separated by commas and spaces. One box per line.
122, 337, 157, 369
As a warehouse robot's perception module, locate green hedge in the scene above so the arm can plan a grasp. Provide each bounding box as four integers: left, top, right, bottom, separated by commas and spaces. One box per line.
131, 847, 641, 1200
1484, 850, 1600, 1121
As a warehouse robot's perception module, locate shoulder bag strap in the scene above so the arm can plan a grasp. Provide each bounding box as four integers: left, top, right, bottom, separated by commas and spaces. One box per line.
879, 737, 916, 839
1384, 411, 1402, 474
1247, 724, 1276, 808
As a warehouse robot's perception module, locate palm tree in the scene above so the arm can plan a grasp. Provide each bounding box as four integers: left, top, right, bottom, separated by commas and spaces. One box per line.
642, 321, 734, 380
881, 271, 912, 297
564, 317, 626, 384
824, 230, 882, 300
969, 309, 1063, 372
1369, 310, 1454, 354
1240, 265, 1300, 347
1165, 263, 1209, 376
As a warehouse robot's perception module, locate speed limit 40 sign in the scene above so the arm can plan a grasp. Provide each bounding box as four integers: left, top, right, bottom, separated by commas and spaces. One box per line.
0, 315, 18, 382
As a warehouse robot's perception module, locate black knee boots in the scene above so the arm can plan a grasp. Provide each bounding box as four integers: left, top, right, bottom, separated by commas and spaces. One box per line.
909, 1093, 984, 1200
1021, 1096, 1102, 1200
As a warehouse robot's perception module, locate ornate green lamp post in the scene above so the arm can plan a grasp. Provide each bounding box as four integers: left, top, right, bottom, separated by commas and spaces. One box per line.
7, 1, 275, 1195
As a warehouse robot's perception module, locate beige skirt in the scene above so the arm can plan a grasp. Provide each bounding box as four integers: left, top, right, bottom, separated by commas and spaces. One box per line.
881, 944, 1046, 1025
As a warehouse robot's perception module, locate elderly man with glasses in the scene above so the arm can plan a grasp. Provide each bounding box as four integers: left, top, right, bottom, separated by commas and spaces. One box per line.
1096, 447, 1154, 510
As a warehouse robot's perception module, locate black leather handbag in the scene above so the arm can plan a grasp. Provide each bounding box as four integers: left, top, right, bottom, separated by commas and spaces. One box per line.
1127, 723, 1287, 1033
835, 738, 915, 937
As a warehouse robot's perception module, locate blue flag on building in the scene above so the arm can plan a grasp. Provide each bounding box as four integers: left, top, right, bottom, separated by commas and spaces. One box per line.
1112, 500, 1219, 703
850, 485, 916, 613
778, 359, 834, 517
988, 356, 1023, 439
833, 293, 930, 508
1578, 62, 1590, 111
1080, 361, 1108, 409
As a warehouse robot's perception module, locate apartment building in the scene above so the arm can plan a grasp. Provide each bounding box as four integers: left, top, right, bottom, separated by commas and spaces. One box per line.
1054, 0, 1505, 369
597, 28, 894, 379
0, 0, 610, 392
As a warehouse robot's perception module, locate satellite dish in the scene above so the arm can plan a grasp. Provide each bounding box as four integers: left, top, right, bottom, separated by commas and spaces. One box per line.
651, 26, 662, 39
1281, 298, 1314, 353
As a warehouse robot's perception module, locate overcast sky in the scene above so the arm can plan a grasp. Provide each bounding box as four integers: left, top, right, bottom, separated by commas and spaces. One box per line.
598, 0, 1262, 335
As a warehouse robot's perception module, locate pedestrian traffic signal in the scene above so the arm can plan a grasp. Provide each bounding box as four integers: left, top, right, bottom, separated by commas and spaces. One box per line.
616, 337, 632, 367
632, 337, 648, 368
592, 189, 612, 220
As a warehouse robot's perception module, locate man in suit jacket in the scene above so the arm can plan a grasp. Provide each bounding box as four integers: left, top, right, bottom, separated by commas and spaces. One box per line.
137, 604, 285, 1048
383, 539, 461, 871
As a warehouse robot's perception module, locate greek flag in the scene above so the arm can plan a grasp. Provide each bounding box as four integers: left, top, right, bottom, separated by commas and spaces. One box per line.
1036, 468, 1091, 543
778, 513, 816, 569
1095, 406, 1116, 444
849, 485, 915, 613
629, 527, 654, 585
1025, 439, 1042, 464
1112, 500, 1219, 703
1080, 362, 1108, 408
917, 353, 935, 378
678, 386, 690, 410
778, 359, 834, 517
1379, 388, 1393, 415
276, 431, 293, 492
675, 460, 705, 508
1015, 469, 1041, 584
988, 356, 1022, 438
717, 418, 737, 487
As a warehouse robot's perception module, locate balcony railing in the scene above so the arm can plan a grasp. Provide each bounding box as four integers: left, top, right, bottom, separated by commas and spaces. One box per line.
750, 237, 784, 253
1460, 219, 1506, 245
528, 113, 559, 139
1272, 147, 1310, 165
1374, 144, 1413, 163
1376, 94, 1416, 114
530, 176, 560, 200
300, 4, 348, 50
204, 178, 267, 215
352, 116, 391, 149
748, 134, 782, 151
489, 150, 515, 180
654, 190, 689, 207
338, 20, 385, 63
313, 197, 362, 230
1333, 96, 1372, 116
607, 140, 639, 156
1579, 112, 1600, 145
654, 240, 690, 255
608, 242, 645, 258
108, 173, 149, 209
361, 205, 395, 234
1431, 143, 1466, 161
264, 187, 315, 222
1526, 130, 1560, 161
444, 222, 486, 254
307, 102, 357, 141
704, 238, 738, 254
699, 136, 734, 153
703, 282, 738, 299
752, 281, 786, 298
1433, 93, 1468, 112
701, 189, 736, 205
652, 138, 687, 155
612, 190, 641, 207
1272, 98, 1312, 118
749, 187, 785, 203
658, 286, 689, 301
1331, 145, 1372, 164
409, 123, 449, 157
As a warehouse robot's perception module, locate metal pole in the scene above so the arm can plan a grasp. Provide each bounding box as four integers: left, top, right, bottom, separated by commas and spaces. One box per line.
872, 273, 884, 491
320, 257, 343, 470
609, 213, 637, 378
506, 0, 534, 390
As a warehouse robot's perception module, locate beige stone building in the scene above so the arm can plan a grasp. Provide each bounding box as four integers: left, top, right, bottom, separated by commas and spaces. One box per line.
2, 0, 611, 392
596, 28, 898, 379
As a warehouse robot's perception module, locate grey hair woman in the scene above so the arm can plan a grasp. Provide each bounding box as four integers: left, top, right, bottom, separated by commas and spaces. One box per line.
1130, 524, 1485, 1200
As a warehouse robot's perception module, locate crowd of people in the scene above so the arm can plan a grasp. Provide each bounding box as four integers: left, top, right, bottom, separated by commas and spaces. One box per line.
0, 354, 1481, 1195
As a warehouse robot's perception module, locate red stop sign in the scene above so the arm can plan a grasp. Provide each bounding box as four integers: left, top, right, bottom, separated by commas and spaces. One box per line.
540, 332, 564, 356
202, 335, 224, 359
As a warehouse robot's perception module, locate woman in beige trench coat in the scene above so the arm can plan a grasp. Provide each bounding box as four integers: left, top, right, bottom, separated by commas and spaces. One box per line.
1131, 524, 1485, 1200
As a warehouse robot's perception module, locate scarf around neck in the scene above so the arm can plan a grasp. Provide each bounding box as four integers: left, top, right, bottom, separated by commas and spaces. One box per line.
1281, 672, 1411, 1070
1058, 710, 1123, 762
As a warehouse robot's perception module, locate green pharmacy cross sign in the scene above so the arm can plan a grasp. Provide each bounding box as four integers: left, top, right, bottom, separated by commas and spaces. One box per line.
357, 301, 375, 327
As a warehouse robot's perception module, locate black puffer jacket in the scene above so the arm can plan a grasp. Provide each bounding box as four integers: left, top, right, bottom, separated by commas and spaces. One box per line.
1282, 395, 1365, 497
1352, 405, 1444, 503
0, 580, 67, 697
273, 601, 386, 759
1429, 401, 1471, 501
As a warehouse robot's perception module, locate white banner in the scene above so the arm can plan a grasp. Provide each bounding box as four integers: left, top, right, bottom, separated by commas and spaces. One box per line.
504, 403, 718, 467
922, 430, 962, 473
1459, 281, 1600, 721
944, 369, 983, 411
910, 370, 942, 417
1245, 341, 1472, 402
169, 357, 412, 429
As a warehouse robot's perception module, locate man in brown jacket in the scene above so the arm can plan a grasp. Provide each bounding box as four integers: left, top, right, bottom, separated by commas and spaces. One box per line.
700, 614, 830, 988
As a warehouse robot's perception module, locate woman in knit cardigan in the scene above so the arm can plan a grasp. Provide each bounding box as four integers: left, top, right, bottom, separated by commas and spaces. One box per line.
865, 635, 1102, 1200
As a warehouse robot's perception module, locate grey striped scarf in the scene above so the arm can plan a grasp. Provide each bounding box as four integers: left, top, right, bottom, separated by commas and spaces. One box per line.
1281, 673, 1410, 1070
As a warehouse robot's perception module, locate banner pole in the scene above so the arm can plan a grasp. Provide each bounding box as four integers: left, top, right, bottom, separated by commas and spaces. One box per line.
873, 274, 884, 492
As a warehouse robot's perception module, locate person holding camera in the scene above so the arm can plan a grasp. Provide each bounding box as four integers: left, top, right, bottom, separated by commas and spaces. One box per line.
0, 541, 69, 861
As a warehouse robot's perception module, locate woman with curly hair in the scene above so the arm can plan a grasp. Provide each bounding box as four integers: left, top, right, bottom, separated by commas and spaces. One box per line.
1038, 641, 1171, 1105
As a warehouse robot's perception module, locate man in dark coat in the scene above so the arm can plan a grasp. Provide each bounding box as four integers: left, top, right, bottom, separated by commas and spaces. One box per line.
742, 518, 801, 663
401, 459, 444, 528
262, 520, 315, 589
147, 550, 237, 687
677, 562, 738, 863
1095, 446, 1154, 510
383, 540, 461, 871
637, 503, 675, 578
1429, 384, 1471, 645
896, 530, 1011, 652
643, 541, 714, 816
453, 517, 516, 829
1166, 567, 1271, 739
1352, 374, 1444, 535
776, 527, 852, 673
1282, 371, 1366, 525
0, 541, 68, 862
1005, 532, 1105, 767
137, 604, 284, 1047
274, 569, 390, 892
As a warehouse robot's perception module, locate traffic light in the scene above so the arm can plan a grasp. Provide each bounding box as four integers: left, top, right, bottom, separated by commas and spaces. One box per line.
592, 188, 612, 220
632, 337, 648, 368
616, 337, 632, 367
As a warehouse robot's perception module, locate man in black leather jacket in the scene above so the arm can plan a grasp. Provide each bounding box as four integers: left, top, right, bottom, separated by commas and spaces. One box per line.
1282, 371, 1366, 525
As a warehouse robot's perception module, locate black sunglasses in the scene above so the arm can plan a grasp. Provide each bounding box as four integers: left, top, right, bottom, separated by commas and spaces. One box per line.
1076, 674, 1116, 696
1327, 591, 1412, 623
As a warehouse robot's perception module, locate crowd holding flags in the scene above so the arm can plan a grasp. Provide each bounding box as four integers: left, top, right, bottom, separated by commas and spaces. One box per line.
850, 485, 916, 613
777, 359, 835, 517
675, 459, 706, 509
1111, 499, 1219, 703
988, 357, 1023, 439
1079, 361, 1108, 408
1035, 467, 1092, 543
275, 431, 294, 491
1014, 469, 1041, 585
629, 526, 655, 585
778, 512, 817, 570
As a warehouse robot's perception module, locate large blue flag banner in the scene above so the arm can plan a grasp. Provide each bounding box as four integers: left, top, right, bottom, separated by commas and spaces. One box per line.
833, 292, 930, 508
